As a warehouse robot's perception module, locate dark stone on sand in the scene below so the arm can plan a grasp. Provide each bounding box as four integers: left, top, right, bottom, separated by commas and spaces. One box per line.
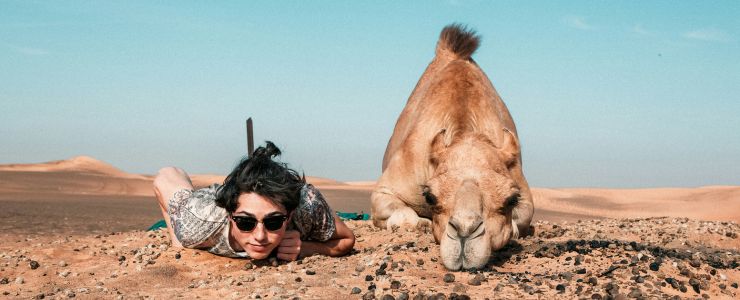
30, 260, 40, 269
175, 253, 181, 259
391, 280, 401, 289
634, 276, 644, 283
555, 284, 566, 293
0, 277, 8, 284
591, 293, 602, 300
397, 292, 409, 300
649, 262, 660, 271
665, 278, 680, 290
443, 273, 455, 283
449, 293, 470, 300
305, 269, 316, 275
719, 283, 726, 290
295, 277, 302, 282
468, 274, 484, 286
375, 269, 386, 276
381, 294, 395, 300
576, 268, 587, 274
679, 285, 688, 293
351, 287, 362, 294
416, 258, 424, 266
368, 283, 376, 290
365, 275, 374, 281
731, 282, 738, 289
118, 256, 125, 262
627, 288, 642, 298
362, 291, 376, 300
690, 260, 701, 268
588, 277, 598, 286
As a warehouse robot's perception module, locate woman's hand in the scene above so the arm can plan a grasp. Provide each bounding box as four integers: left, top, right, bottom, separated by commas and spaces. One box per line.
277, 230, 301, 261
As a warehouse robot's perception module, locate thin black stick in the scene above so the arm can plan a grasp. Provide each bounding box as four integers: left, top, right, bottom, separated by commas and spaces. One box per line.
246, 118, 254, 157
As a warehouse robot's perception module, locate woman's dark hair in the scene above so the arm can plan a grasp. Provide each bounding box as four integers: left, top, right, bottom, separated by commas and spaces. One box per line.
215, 141, 305, 213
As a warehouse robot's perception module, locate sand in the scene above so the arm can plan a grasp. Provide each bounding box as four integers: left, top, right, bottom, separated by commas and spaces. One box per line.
0, 157, 738, 299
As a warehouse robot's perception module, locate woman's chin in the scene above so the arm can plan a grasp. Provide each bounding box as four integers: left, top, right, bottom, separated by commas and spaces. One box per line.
246, 246, 272, 259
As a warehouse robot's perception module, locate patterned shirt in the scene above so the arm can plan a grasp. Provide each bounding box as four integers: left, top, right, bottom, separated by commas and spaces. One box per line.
167, 183, 336, 258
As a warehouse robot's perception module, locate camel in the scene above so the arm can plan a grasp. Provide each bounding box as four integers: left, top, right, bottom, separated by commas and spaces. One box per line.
371, 24, 534, 270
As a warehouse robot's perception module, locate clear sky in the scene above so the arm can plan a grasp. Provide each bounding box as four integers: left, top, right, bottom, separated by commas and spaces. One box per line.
1, 1, 739, 188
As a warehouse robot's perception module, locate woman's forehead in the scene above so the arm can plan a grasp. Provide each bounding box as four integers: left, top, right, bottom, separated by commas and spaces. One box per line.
235, 192, 287, 214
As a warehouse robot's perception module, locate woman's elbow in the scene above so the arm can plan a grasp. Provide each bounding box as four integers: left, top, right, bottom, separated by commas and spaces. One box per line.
336, 231, 356, 256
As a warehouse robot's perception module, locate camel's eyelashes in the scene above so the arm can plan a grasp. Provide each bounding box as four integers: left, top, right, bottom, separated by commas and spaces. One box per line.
422, 185, 437, 205
504, 193, 520, 209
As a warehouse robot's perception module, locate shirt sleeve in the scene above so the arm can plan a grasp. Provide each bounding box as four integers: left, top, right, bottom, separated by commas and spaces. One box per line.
291, 184, 337, 242
167, 184, 228, 248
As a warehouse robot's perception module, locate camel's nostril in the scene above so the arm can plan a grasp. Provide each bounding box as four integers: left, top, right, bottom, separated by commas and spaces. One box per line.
448, 217, 483, 238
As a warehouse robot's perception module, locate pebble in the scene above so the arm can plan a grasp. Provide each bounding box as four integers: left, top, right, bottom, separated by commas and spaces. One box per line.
381, 295, 395, 300
29, 260, 40, 269
175, 253, 181, 259
467, 274, 484, 286
397, 292, 409, 300
351, 287, 362, 294
443, 273, 455, 283
362, 291, 375, 300
305, 269, 316, 275
0, 277, 7, 284
355, 265, 365, 272
649, 262, 660, 271
15, 277, 24, 284
365, 275, 374, 281
59, 261, 68, 267
390, 280, 401, 289
555, 284, 565, 293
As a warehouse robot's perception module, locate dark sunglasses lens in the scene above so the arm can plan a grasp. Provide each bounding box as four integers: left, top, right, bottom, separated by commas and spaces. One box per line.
263, 216, 286, 231
233, 217, 257, 231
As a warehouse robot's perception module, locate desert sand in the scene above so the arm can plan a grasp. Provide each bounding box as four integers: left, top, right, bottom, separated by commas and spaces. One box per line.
0, 157, 738, 299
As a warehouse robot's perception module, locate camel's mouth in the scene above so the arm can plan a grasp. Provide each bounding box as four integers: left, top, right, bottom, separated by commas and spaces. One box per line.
439, 228, 491, 270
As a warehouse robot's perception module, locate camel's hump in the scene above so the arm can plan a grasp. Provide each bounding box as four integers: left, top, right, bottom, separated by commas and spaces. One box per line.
436, 23, 480, 59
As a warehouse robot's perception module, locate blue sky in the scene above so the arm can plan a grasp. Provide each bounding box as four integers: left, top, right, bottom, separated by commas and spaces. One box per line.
1, 1, 739, 187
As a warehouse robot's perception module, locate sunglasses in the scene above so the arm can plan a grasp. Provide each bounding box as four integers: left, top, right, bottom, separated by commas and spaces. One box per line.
230, 214, 288, 232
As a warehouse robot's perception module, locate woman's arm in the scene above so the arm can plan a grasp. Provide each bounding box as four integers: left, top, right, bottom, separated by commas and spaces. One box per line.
299, 215, 355, 257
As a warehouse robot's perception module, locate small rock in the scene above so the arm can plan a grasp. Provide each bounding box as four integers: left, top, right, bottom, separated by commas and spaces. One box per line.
649, 262, 660, 271
365, 275, 374, 281
467, 274, 483, 286
355, 265, 365, 273
381, 295, 395, 300
0, 277, 8, 284
118, 256, 125, 262
305, 269, 316, 275
30, 260, 40, 270
175, 253, 181, 259
443, 273, 455, 283
362, 291, 375, 300
391, 280, 401, 289
59, 261, 68, 267
690, 260, 701, 268
588, 277, 598, 286
555, 284, 565, 293
351, 287, 362, 294
15, 277, 24, 284
397, 292, 409, 300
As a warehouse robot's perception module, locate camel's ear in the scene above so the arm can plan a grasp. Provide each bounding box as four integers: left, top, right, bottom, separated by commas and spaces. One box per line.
430, 129, 449, 167
498, 128, 520, 168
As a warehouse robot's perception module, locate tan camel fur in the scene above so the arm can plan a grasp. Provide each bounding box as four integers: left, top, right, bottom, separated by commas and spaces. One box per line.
371, 24, 534, 270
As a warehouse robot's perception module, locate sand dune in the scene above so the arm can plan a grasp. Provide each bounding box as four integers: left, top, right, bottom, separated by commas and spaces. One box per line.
1, 156, 739, 236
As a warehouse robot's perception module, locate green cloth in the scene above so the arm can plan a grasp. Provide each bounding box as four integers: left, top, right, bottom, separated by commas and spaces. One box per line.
147, 219, 167, 231
336, 212, 370, 221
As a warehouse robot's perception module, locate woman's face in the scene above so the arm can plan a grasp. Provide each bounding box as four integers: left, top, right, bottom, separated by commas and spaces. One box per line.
230, 192, 289, 259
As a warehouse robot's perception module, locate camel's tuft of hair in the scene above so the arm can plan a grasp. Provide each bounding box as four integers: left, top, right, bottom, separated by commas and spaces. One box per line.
436, 23, 480, 59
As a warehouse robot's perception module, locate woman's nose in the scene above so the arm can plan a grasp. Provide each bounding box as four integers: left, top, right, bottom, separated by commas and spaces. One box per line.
252, 223, 268, 241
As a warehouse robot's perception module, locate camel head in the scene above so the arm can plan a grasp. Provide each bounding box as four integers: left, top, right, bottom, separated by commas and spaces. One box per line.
424, 129, 522, 270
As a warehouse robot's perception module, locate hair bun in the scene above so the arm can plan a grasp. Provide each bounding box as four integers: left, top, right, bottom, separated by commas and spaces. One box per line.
251, 141, 282, 160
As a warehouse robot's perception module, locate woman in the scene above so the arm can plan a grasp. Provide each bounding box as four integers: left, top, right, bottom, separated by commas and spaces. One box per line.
152, 142, 355, 261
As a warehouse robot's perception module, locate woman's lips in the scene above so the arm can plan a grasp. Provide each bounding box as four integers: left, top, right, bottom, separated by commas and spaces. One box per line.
248, 244, 269, 252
